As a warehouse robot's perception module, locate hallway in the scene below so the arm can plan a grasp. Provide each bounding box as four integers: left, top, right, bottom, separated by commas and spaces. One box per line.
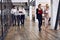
0, 0, 60, 40
4, 20, 60, 40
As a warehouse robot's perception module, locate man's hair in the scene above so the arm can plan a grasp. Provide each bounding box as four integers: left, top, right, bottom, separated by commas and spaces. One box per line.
4, 5, 6, 9
12, 5, 15, 8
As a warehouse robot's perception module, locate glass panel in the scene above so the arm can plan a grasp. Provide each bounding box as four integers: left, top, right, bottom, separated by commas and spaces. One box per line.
0, 0, 13, 40
0, 0, 2, 38
2, 0, 12, 35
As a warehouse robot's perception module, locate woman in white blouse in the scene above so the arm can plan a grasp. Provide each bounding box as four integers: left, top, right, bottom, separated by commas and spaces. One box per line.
44, 4, 49, 29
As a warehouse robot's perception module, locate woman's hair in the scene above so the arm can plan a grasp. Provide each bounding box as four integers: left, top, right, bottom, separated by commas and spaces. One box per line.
38, 4, 41, 8
46, 4, 49, 8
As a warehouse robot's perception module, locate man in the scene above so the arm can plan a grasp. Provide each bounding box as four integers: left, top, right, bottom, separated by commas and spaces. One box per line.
21, 7, 25, 26
2, 5, 10, 25
17, 7, 25, 26
16, 7, 20, 26
11, 6, 16, 26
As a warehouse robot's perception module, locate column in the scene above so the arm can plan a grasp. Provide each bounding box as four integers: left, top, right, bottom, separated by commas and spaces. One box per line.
51, 0, 59, 29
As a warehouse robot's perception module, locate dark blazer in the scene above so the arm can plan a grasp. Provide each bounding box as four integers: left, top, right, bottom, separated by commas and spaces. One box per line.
36, 9, 38, 19
36, 8, 43, 20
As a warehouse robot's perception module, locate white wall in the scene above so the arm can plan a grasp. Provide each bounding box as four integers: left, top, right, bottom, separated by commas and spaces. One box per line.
29, 0, 36, 21
51, 0, 59, 29
29, 6, 32, 21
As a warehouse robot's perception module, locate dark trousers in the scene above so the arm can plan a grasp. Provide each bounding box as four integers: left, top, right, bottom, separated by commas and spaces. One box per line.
21, 18, 24, 25
21, 15, 25, 25
38, 20, 42, 30
17, 15, 25, 26
2, 15, 8, 25
11, 14, 16, 25
38, 14, 42, 31
17, 15, 21, 26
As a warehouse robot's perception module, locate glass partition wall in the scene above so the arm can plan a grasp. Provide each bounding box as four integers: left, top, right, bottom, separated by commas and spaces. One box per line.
0, 0, 13, 40
0, 0, 2, 39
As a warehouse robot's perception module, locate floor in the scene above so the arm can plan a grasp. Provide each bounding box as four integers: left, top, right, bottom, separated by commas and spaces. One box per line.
4, 20, 60, 40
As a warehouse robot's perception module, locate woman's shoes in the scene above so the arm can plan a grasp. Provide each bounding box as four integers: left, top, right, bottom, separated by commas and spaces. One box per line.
39, 28, 41, 31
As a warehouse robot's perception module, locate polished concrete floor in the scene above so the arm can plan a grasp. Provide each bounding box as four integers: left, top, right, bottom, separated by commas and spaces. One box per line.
4, 20, 60, 40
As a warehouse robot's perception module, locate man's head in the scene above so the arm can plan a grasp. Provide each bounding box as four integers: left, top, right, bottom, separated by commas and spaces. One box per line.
4, 5, 6, 9
12, 5, 15, 9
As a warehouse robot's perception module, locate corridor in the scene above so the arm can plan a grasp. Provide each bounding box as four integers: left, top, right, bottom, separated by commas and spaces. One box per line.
4, 20, 60, 40
0, 0, 60, 40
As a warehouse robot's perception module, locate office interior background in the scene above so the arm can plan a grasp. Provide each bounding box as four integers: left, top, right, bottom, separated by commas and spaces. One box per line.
0, 0, 60, 40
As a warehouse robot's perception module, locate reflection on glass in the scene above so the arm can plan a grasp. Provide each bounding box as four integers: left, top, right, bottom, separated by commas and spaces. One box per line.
0, 0, 2, 38
0, 0, 13, 39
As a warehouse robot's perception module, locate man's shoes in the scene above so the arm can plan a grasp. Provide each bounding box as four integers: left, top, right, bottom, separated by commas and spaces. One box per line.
17, 23, 19, 26
21, 24, 24, 26
13, 24, 16, 26
13, 24, 14, 26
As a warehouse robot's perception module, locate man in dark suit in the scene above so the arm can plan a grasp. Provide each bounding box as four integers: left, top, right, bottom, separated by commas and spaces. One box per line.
36, 4, 43, 31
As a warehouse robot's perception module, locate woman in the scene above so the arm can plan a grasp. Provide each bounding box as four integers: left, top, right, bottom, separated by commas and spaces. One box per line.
36, 4, 43, 31
44, 4, 49, 28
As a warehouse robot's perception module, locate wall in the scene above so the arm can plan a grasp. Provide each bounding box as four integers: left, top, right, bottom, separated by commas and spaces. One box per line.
29, 0, 36, 21
51, 0, 59, 29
